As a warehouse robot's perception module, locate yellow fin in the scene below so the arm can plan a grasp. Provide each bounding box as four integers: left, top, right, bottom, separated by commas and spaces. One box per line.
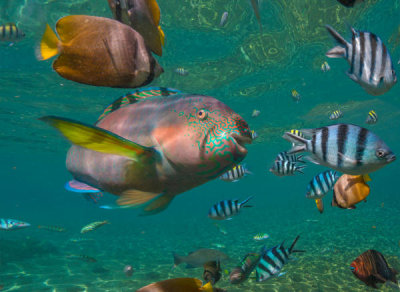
142, 194, 174, 215
118, 190, 160, 206
158, 25, 165, 46
37, 24, 60, 60
146, 0, 161, 25
40, 116, 154, 161
315, 199, 324, 214
363, 174, 372, 182
200, 282, 213, 292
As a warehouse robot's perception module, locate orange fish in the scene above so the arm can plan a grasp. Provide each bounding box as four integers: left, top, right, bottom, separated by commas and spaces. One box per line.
107, 0, 165, 56
136, 278, 213, 292
315, 198, 324, 213
37, 15, 163, 88
332, 174, 371, 209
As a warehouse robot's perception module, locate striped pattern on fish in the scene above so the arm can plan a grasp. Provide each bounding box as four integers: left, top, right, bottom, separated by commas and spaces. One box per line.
283, 124, 395, 175
306, 170, 339, 199
208, 197, 253, 220
256, 235, 304, 282
366, 110, 378, 124
219, 164, 251, 182
325, 25, 397, 96
275, 151, 305, 164
270, 160, 305, 176
0, 23, 25, 42
330, 110, 343, 120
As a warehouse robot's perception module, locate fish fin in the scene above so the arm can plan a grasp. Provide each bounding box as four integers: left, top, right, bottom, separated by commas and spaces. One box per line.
325, 25, 348, 47
242, 205, 253, 208
117, 190, 161, 207
65, 180, 100, 193
146, 0, 161, 25
40, 116, 155, 161
240, 196, 253, 207
326, 46, 346, 58
158, 25, 165, 46
337, 151, 357, 165
172, 252, 183, 267
291, 249, 306, 253
296, 165, 306, 174
304, 155, 321, 165
283, 132, 308, 153
363, 174, 372, 182
289, 235, 301, 254
346, 71, 359, 83
141, 194, 175, 215
277, 272, 287, 277
348, 205, 356, 209
315, 199, 324, 214
372, 273, 387, 283
200, 282, 213, 292
37, 24, 60, 60
297, 154, 306, 164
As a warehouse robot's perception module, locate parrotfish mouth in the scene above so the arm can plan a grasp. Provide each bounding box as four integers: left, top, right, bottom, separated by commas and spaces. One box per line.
230, 133, 252, 155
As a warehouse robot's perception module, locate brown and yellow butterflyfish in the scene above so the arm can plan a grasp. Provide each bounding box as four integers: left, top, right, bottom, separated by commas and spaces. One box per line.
332, 174, 371, 209
36, 15, 163, 88
136, 278, 213, 292
107, 0, 165, 56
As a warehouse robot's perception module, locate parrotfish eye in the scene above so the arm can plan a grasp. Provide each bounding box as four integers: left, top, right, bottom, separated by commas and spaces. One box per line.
197, 109, 208, 120
350, 266, 355, 271
376, 149, 386, 159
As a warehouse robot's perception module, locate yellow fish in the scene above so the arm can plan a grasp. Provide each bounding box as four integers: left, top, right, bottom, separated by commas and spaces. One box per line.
332, 174, 371, 209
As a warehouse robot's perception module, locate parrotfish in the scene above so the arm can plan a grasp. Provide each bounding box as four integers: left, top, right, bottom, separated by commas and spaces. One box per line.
326, 25, 397, 96
229, 252, 260, 284
107, 0, 165, 56
332, 174, 371, 209
351, 250, 398, 289
37, 15, 163, 88
41, 87, 251, 215
0, 219, 30, 230
283, 124, 395, 175
136, 278, 213, 292
173, 249, 229, 268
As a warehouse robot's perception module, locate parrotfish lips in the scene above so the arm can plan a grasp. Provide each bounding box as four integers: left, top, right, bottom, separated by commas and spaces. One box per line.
230, 133, 252, 156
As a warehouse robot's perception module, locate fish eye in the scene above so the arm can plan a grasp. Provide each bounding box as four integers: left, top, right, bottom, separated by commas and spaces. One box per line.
376, 149, 386, 158
197, 109, 208, 120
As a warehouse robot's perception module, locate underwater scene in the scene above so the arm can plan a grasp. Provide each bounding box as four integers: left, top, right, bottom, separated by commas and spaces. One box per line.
1, 0, 400, 291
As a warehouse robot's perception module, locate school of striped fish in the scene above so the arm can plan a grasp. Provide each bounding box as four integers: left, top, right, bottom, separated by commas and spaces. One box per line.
1, 0, 399, 291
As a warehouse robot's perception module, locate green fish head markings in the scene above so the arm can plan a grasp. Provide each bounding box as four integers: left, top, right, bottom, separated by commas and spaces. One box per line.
154, 94, 252, 178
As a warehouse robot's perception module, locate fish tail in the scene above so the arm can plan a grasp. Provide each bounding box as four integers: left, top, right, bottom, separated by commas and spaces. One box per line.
172, 252, 183, 267
297, 154, 306, 164
296, 165, 306, 174
36, 24, 60, 60
283, 132, 308, 154
240, 196, 253, 208
289, 235, 304, 254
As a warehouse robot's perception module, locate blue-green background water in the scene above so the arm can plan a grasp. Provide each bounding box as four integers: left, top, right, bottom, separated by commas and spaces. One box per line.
1, 0, 400, 291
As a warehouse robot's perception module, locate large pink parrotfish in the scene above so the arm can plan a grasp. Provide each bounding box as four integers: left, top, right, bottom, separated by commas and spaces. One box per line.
41, 87, 252, 215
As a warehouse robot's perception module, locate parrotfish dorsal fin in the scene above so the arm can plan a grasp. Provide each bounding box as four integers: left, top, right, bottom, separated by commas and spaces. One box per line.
97, 87, 181, 123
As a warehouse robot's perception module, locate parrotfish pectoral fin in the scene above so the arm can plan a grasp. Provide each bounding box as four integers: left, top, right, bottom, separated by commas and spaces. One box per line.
118, 190, 161, 206
326, 46, 346, 58
40, 116, 155, 161
142, 193, 175, 215
65, 180, 100, 193
36, 24, 60, 60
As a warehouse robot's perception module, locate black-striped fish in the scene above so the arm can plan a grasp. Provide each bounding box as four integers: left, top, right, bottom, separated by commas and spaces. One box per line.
229, 252, 260, 284
38, 225, 66, 232
219, 164, 252, 182
251, 130, 258, 140
306, 170, 339, 199
329, 110, 343, 120
337, 0, 363, 7
366, 110, 378, 124
256, 235, 304, 282
325, 25, 397, 96
290, 129, 304, 139
80, 220, 109, 234
274, 151, 305, 164
270, 160, 305, 176
321, 61, 331, 72
208, 197, 253, 220
283, 124, 395, 175
174, 67, 189, 76
0, 23, 25, 42
291, 89, 300, 103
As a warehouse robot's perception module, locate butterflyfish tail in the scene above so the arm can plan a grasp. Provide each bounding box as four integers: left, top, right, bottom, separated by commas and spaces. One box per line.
37, 24, 60, 60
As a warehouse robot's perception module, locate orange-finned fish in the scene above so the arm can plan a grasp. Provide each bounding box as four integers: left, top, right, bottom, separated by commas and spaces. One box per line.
249, 0, 262, 32
36, 15, 163, 88
107, 0, 165, 56
332, 174, 371, 209
136, 278, 213, 292
38, 225, 66, 232
315, 199, 324, 214
80, 220, 109, 234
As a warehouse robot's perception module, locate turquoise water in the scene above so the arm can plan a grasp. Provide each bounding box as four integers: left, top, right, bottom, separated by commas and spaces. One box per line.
1, 0, 400, 291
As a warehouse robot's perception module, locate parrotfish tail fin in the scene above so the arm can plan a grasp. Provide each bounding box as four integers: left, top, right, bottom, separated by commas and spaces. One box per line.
200, 281, 213, 292
363, 174, 372, 182
288, 235, 303, 254
36, 24, 60, 60
240, 196, 253, 208
282, 132, 308, 154
296, 165, 306, 174
39, 116, 155, 161
172, 252, 183, 268
325, 25, 348, 58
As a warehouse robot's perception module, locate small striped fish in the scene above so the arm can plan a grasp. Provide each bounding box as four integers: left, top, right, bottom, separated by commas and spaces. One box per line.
256, 235, 304, 282
291, 89, 300, 103
283, 124, 395, 175
329, 110, 343, 120
229, 252, 260, 284
306, 170, 339, 199
174, 67, 189, 76
321, 61, 330, 72
326, 25, 397, 96
253, 233, 270, 241
0, 218, 30, 230
270, 160, 305, 176
38, 225, 66, 232
251, 130, 258, 140
220, 164, 252, 182
275, 151, 305, 164
80, 220, 109, 234
208, 197, 253, 220
0, 23, 25, 42
290, 129, 304, 139
366, 110, 378, 124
